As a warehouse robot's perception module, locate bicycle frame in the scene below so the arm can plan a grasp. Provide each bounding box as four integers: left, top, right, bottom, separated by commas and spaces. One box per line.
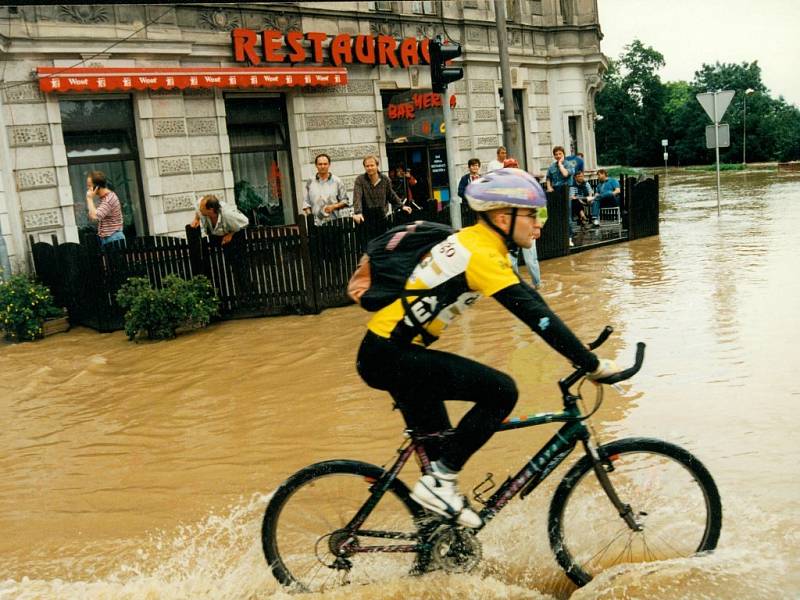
337, 334, 646, 555
338, 389, 594, 553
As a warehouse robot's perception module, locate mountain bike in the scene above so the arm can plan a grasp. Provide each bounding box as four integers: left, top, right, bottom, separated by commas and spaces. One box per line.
261, 327, 722, 592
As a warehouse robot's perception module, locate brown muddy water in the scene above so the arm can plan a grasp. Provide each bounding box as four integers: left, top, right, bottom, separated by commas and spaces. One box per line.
1, 169, 799, 599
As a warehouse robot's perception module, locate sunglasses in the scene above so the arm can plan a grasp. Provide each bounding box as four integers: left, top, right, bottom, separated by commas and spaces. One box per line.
503, 207, 548, 226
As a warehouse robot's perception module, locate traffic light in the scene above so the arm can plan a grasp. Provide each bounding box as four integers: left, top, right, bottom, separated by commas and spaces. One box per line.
429, 35, 463, 94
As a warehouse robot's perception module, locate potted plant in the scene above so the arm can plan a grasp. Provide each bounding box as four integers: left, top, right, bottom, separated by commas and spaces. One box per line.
116, 274, 219, 341
0, 274, 67, 342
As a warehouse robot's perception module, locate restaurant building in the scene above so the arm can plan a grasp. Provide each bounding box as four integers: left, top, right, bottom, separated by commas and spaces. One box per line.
0, 1, 607, 273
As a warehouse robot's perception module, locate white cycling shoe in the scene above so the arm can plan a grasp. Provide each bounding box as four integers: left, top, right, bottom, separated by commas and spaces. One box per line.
410, 471, 483, 529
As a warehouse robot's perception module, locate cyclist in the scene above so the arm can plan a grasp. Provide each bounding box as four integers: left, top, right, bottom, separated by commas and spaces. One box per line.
356, 168, 620, 528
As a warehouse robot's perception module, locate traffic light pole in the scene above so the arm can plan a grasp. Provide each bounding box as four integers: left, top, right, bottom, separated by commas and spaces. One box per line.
494, 0, 518, 159
441, 92, 462, 229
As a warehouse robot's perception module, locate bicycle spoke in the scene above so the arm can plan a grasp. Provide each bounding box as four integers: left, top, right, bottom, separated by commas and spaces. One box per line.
579, 527, 629, 569
550, 441, 721, 587
264, 464, 420, 592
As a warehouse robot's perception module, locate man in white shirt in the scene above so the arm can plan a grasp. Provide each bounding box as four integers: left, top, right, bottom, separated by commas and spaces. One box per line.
302, 153, 350, 225
486, 146, 508, 172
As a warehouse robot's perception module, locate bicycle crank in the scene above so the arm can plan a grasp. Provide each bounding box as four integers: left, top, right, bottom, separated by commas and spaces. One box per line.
429, 526, 482, 573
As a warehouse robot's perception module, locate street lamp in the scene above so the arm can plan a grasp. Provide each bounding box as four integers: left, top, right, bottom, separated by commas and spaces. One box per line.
743, 88, 754, 165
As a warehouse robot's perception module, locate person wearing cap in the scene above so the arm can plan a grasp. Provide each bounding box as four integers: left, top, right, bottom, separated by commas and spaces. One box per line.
356, 167, 621, 529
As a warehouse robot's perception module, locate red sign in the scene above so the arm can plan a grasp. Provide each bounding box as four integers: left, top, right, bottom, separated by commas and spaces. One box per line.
232, 29, 431, 69
37, 66, 347, 93
387, 92, 443, 120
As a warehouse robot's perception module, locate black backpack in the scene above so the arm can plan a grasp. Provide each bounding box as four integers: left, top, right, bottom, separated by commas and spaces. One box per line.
348, 220, 454, 312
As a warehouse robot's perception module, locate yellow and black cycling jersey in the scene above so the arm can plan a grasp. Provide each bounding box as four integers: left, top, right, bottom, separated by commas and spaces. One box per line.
368, 221, 518, 345
367, 220, 599, 370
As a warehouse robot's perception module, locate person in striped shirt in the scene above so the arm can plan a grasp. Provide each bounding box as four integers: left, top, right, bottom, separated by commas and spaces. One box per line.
85, 171, 125, 247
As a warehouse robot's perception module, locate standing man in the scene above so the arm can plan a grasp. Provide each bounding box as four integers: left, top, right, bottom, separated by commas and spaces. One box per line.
545, 146, 574, 192
486, 146, 508, 172
352, 155, 412, 226
302, 153, 350, 225
457, 158, 482, 202
593, 169, 621, 227
85, 171, 125, 247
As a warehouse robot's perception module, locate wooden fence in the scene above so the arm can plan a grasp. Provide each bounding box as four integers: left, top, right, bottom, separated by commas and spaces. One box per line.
31, 177, 657, 332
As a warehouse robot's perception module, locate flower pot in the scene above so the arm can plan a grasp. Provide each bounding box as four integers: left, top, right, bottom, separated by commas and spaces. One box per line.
43, 315, 70, 337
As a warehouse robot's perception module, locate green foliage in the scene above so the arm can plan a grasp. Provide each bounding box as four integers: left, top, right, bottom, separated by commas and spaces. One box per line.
595, 44, 800, 167
595, 40, 668, 166
0, 274, 63, 342
116, 275, 219, 341
685, 163, 747, 172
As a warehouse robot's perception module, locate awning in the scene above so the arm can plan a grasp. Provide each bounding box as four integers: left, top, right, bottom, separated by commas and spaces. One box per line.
37, 66, 348, 93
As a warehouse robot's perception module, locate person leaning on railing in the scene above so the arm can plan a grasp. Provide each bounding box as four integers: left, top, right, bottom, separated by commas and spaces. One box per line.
190, 194, 249, 246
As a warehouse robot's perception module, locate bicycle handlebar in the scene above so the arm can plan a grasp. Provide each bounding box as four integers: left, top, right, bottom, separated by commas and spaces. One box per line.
564, 328, 646, 390
587, 326, 614, 350
593, 342, 646, 385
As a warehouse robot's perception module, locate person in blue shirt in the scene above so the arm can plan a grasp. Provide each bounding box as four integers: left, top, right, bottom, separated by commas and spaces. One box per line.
564, 152, 584, 179
568, 170, 594, 244
593, 168, 621, 226
545, 146, 574, 192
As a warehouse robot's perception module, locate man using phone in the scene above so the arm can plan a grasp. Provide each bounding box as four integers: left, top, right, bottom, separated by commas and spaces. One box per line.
85, 170, 125, 247
545, 146, 574, 192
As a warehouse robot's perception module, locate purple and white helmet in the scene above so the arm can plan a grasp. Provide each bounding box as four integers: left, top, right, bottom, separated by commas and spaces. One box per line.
465, 168, 546, 212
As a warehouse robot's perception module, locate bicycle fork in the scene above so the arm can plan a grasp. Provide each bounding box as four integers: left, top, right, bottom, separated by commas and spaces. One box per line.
583, 439, 643, 532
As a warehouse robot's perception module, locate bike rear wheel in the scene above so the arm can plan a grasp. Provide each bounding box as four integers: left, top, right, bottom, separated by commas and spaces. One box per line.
548, 437, 722, 586
262, 460, 425, 592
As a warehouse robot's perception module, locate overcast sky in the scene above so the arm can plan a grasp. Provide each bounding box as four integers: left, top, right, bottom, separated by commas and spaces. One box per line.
597, 0, 800, 107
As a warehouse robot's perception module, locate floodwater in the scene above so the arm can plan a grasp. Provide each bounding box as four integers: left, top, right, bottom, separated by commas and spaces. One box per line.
1, 168, 799, 599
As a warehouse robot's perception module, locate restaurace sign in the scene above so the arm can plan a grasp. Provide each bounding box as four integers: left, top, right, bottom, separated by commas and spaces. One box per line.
232, 29, 431, 68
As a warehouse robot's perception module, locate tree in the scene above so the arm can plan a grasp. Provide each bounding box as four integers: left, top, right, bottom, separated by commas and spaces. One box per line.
595, 40, 667, 166
596, 49, 800, 166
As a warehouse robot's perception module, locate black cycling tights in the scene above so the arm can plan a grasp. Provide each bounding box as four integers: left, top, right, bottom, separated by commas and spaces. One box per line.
357, 331, 518, 471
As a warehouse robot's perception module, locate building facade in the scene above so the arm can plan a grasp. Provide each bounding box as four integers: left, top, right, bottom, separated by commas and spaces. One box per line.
0, 1, 606, 273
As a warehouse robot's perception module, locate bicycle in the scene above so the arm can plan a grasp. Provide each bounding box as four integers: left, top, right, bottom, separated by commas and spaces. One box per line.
261, 327, 722, 592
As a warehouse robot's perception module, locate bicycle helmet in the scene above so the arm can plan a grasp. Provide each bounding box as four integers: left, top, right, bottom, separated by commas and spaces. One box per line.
465, 168, 547, 251
465, 167, 546, 212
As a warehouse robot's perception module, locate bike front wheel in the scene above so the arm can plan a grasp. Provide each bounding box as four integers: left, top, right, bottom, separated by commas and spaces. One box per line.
548, 437, 722, 586
262, 460, 425, 593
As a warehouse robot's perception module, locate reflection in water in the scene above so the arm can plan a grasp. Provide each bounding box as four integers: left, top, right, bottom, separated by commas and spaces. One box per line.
1, 169, 799, 598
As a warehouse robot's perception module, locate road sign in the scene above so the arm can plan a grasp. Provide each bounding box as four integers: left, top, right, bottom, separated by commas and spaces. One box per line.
661, 139, 668, 147
706, 123, 730, 148
696, 90, 735, 123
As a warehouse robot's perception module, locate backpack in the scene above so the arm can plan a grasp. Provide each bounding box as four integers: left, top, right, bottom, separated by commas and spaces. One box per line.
348, 220, 454, 312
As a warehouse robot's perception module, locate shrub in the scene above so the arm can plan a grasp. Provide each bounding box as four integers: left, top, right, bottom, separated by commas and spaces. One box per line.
0, 274, 63, 342
116, 274, 219, 341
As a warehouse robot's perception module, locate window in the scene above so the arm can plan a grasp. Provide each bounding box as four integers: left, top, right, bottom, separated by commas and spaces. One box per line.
369, 1, 394, 12
59, 98, 147, 239
225, 96, 295, 226
411, 1, 437, 15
